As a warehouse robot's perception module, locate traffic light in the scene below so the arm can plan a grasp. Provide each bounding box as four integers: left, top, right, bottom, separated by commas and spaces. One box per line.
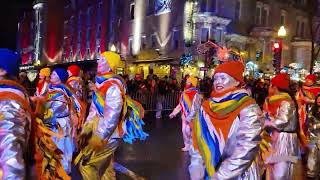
272, 41, 282, 73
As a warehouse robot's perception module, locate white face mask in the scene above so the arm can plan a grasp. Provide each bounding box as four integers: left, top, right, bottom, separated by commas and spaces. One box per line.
213, 73, 239, 93
50, 71, 61, 84
97, 55, 111, 74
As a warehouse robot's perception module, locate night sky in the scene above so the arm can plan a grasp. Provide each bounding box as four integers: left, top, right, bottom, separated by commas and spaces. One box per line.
0, 0, 34, 50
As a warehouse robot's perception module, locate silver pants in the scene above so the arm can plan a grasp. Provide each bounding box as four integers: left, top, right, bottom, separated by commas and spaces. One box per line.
266, 162, 294, 180
307, 143, 320, 178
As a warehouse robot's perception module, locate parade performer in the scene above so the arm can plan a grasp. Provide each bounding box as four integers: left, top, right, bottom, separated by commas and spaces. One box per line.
296, 74, 320, 149
189, 60, 263, 179
35, 67, 50, 96
38, 68, 83, 176
67, 64, 84, 100
263, 73, 299, 180
0, 49, 32, 179
169, 76, 201, 152
307, 94, 320, 178
75, 51, 148, 180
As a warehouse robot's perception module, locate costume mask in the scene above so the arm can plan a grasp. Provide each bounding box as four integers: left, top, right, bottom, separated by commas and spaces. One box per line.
213, 72, 239, 93
50, 71, 61, 84
97, 55, 111, 74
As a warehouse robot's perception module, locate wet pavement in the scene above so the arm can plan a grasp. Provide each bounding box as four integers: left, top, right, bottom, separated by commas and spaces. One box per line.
114, 111, 309, 180
115, 111, 190, 180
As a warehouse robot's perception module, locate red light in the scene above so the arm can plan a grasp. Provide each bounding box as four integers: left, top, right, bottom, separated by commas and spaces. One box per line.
273, 42, 280, 49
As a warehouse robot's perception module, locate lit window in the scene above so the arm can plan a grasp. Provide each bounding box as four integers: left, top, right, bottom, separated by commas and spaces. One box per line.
130, 3, 135, 20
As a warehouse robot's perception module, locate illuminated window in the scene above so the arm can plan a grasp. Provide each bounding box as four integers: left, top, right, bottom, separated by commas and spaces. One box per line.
201, 28, 209, 43
130, 3, 135, 20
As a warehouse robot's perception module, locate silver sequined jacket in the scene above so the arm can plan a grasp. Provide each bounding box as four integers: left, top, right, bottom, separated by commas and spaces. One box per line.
265, 100, 299, 164
0, 88, 31, 180
85, 77, 125, 143
188, 90, 263, 180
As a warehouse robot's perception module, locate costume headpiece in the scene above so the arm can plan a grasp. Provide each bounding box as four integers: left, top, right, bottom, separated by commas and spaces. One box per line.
271, 73, 290, 90
101, 51, 121, 72
40, 67, 51, 77
53, 68, 69, 83
68, 65, 81, 77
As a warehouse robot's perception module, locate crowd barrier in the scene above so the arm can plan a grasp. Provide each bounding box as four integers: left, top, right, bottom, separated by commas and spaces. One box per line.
131, 91, 181, 111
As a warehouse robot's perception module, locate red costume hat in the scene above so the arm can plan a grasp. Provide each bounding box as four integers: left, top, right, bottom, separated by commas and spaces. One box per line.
214, 61, 245, 84
68, 65, 81, 77
271, 73, 290, 90
305, 74, 317, 84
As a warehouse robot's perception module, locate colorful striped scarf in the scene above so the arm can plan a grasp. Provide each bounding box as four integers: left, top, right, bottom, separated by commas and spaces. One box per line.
192, 91, 255, 177
180, 88, 198, 117
92, 73, 148, 143
263, 92, 292, 117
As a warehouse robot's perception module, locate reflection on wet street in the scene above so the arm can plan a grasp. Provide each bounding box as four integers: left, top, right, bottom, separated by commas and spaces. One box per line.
116, 112, 190, 180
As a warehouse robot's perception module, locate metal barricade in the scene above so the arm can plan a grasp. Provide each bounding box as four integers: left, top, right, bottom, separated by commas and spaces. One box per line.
130, 91, 180, 111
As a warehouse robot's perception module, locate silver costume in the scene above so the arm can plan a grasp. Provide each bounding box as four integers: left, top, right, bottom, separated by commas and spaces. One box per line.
188, 90, 263, 180
78, 77, 125, 180
307, 111, 320, 178
0, 87, 31, 179
265, 100, 299, 180
44, 86, 74, 174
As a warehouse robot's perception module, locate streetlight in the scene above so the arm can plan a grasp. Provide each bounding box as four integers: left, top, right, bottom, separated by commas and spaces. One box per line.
110, 44, 117, 52
278, 26, 287, 37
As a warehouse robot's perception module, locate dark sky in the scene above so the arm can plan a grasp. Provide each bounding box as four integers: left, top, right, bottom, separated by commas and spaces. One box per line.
0, 0, 34, 50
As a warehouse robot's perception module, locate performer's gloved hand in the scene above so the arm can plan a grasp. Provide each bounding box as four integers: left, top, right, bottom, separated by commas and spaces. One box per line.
88, 134, 104, 151
169, 113, 175, 119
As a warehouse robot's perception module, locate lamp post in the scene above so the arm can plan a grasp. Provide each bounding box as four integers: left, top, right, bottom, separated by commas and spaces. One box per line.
273, 26, 286, 73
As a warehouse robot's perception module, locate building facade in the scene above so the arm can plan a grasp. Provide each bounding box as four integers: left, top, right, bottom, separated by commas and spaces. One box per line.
17, 0, 315, 77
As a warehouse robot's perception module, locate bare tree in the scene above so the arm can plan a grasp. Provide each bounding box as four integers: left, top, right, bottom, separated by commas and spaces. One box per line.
308, 0, 320, 73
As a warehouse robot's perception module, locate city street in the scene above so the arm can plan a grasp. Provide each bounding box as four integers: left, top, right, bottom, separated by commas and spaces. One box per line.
115, 111, 190, 180
114, 111, 308, 180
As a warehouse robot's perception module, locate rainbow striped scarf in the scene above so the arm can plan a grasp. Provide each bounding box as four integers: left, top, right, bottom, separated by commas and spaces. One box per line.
93, 73, 125, 116
92, 73, 148, 144
193, 91, 255, 177
264, 92, 291, 117
180, 88, 198, 117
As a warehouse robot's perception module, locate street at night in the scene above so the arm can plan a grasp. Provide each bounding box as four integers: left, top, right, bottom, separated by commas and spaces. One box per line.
1, 0, 320, 179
